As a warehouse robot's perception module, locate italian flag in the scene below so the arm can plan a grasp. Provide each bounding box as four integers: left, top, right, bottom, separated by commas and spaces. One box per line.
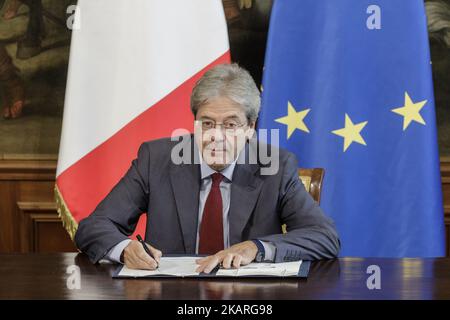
55, 0, 230, 240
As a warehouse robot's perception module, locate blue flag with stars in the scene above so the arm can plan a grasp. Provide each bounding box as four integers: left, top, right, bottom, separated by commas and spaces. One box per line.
259, 0, 445, 257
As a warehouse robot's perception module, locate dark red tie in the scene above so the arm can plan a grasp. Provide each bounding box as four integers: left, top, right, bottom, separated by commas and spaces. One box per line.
199, 172, 224, 255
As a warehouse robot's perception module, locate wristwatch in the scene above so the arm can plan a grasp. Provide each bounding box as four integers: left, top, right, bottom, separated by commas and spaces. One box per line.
251, 240, 265, 262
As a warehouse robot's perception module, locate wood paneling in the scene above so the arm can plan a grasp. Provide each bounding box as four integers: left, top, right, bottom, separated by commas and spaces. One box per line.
0, 158, 76, 253
1, 157, 450, 255
17, 202, 76, 252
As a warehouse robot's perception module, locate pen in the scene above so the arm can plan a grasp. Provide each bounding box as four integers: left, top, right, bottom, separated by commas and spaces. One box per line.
136, 234, 159, 268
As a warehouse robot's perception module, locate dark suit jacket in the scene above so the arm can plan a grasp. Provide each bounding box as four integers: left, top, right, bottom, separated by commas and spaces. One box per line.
75, 134, 340, 264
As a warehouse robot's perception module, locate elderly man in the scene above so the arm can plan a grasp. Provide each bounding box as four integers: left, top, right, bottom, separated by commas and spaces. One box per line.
74, 63, 340, 273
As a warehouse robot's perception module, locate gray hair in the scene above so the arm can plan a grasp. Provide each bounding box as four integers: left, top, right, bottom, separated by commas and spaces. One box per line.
190, 63, 261, 122
426, 0, 450, 48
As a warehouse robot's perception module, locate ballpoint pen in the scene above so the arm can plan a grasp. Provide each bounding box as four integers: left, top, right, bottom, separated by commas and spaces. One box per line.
136, 234, 159, 268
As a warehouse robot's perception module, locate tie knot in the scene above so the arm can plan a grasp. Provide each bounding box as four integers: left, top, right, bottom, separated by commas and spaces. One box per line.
211, 172, 224, 187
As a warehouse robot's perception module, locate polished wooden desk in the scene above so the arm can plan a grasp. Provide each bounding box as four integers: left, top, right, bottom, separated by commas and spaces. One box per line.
0, 253, 449, 299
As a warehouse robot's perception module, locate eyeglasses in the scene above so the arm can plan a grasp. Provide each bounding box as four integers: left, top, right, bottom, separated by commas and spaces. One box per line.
195, 119, 247, 131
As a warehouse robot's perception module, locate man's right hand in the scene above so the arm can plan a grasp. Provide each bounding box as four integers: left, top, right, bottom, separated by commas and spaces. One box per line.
122, 240, 162, 270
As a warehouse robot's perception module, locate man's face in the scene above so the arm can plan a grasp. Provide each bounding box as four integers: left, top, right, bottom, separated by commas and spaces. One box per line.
194, 96, 255, 171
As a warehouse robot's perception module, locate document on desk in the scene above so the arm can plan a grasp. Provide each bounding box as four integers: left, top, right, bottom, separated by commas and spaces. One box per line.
115, 256, 305, 278
117, 256, 200, 277
215, 261, 302, 277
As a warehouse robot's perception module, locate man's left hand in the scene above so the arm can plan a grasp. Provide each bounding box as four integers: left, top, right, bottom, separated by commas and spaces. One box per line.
195, 240, 258, 273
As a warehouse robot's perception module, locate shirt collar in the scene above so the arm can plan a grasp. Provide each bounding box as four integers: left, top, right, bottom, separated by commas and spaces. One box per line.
199, 153, 238, 182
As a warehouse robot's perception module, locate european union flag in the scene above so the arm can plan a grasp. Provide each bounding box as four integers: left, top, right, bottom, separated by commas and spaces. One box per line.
259, 0, 445, 257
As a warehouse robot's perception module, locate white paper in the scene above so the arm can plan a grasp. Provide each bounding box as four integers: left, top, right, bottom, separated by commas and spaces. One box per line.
216, 261, 302, 277
117, 257, 302, 278
118, 256, 200, 277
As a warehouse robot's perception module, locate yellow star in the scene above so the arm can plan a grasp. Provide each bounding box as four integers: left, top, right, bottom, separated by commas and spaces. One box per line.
332, 114, 368, 152
391, 92, 427, 131
275, 101, 310, 139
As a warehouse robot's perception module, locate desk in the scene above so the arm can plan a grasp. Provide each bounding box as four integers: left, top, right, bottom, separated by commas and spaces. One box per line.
0, 253, 449, 299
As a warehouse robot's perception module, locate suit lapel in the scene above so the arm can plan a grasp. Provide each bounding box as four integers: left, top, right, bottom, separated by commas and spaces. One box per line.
229, 143, 264, 245
169, 136, 200, 253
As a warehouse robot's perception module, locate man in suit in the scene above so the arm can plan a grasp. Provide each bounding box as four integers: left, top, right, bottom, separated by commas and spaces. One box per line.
75, 63, 340, 273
